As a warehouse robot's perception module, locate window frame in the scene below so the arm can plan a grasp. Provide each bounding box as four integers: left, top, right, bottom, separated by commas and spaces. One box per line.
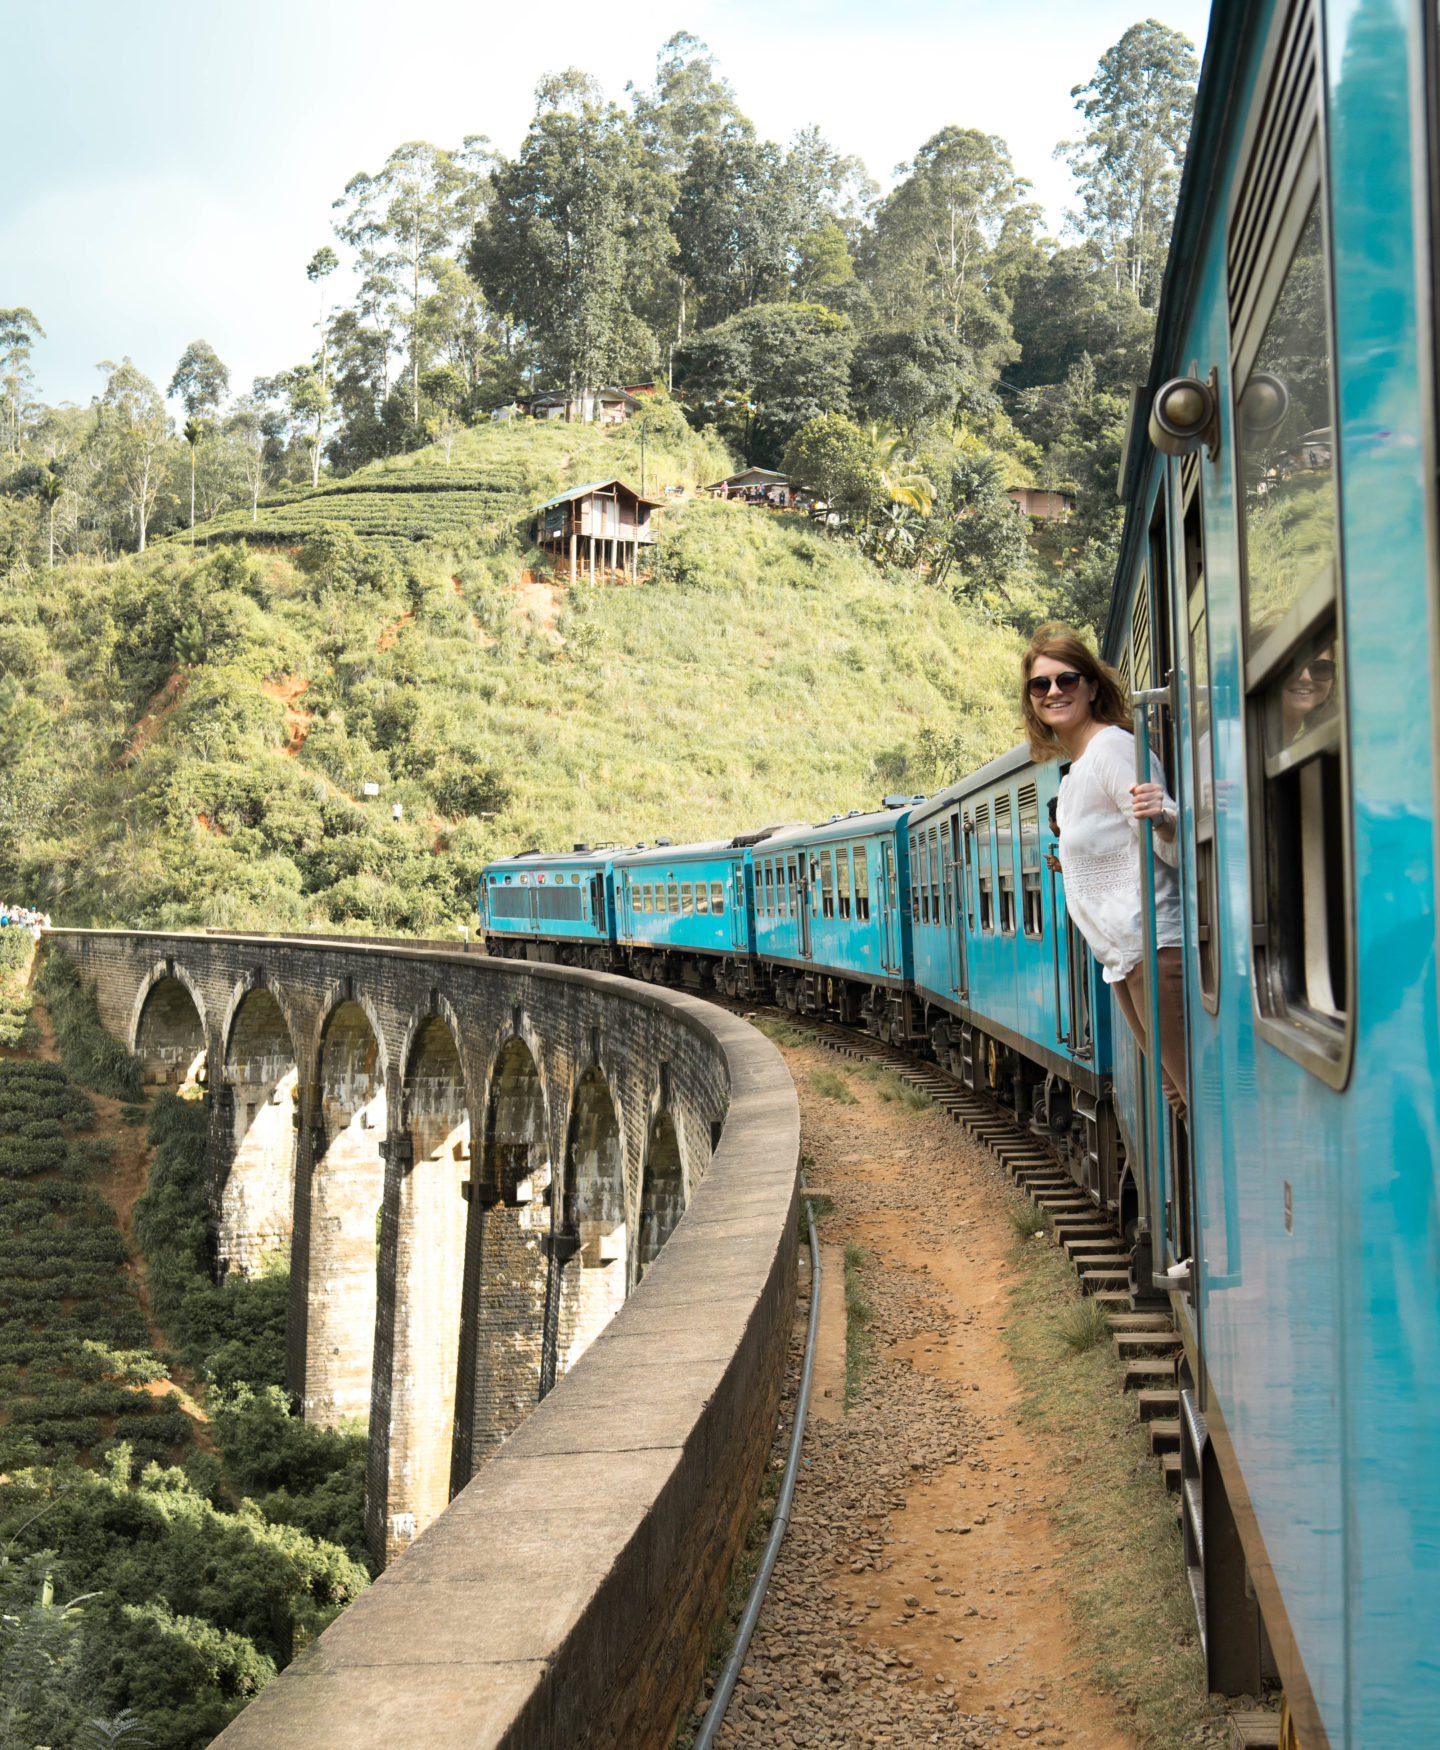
974, 803, 994, 932
1018, 785, 1044, 939
1230, 100, 1355, 1086
994, 795, 1017, 936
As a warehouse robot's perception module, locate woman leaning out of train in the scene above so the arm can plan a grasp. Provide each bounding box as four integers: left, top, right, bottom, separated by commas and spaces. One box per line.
1021, 624, 1188, 1122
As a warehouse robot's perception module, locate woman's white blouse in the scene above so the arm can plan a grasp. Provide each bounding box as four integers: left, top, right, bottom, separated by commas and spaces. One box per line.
1055, 725, 1182, 984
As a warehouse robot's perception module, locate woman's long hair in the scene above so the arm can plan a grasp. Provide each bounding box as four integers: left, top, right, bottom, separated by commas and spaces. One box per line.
1020, 622, 1131, 762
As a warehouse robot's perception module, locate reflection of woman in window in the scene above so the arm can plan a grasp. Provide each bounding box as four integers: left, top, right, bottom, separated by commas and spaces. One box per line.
1021, 624, 1188, 1120
1281, 646, 1335, 744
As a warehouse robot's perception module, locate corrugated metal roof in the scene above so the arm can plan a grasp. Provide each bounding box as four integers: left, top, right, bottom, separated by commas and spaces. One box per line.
536, 477, 664, 511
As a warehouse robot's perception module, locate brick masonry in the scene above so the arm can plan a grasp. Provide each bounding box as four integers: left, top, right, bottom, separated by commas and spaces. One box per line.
47, 929, 800, 1749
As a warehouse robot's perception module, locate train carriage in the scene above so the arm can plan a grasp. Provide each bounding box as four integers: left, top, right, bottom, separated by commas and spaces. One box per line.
1100, 0, 1440, 1740
907, 754, 1122, 1212
479, 847, 617, 967
613, 839, 755, 990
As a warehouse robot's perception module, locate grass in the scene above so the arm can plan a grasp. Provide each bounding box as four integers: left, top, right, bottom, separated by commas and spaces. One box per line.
751, 1017, 816, 1050
853, 1062, 935, 1110
843, 1241, 875, 1409
1055, 1296, 1112, 1353
1002, 1237, 1230, 1749
809, 1068, 858, 1104
1007, 1196, 1050, 1242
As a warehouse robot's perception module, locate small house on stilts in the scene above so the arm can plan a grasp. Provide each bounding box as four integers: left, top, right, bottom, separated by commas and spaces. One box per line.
534, 479, 662, 584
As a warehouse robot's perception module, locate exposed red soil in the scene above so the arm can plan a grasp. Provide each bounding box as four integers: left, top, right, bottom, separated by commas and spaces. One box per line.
262, 674, 313, 756
121, 672, 188, 765
378, 610, 415, 653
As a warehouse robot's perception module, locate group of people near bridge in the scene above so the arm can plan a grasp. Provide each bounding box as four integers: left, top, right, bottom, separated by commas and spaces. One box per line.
1, 906, 49, 939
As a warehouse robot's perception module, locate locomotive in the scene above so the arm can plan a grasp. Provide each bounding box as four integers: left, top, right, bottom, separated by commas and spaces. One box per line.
480, 0, 1440, 1741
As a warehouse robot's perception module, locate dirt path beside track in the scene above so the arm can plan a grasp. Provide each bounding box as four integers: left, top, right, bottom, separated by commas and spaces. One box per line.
706, 1034, 1139, 1750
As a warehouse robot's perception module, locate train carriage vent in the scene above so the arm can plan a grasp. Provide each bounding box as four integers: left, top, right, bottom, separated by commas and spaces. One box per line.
1131, 584, 1152, 692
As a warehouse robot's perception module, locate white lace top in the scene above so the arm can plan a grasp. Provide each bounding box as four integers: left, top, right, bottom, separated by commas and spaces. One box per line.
1055, 725, 1181, 984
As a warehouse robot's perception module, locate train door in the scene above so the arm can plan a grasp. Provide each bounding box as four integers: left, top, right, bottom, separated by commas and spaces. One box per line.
798, 856, 813, 960
943, 812, 966, 996
526, 881, 539, 930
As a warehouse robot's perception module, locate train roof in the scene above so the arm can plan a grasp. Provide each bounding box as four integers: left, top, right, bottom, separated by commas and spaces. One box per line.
754, 803, 915, 854
612, 839, 741, 868
906, 744, 1035, 827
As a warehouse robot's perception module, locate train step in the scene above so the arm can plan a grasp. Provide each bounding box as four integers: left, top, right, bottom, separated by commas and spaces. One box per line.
1124, 1357, 1178, 1392
1135, 1388, 1180, 1420
1228, 1712, 1282, 1749
1080, 1270, 1131, 1294
1160, 1451, 1182, 1494
1107, 1312, 1174, 1332
1149, 1417, 1181, 1455
1114, 1331, 1184, 1358
1064, 1237, 1121, 1259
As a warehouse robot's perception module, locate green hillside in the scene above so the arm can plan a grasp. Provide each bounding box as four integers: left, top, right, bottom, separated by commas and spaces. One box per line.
0, 421, 1023, 936
182, 414, 734, 557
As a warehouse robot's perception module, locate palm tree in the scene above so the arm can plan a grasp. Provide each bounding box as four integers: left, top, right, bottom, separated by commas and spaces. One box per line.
183, 416, 205, 544
36, 468, 64, 569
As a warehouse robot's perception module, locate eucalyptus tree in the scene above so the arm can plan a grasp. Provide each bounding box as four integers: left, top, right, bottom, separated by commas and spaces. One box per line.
1059, 20, 1198, 306
168, 341, 229, 541
860, 128, 1033, 376
333, 139, 491, 429
469, 72, 670, 403
0, 308, 44, 457
36, 467, 64, 569
95, 359, 170, 553
307, 245, 339, 396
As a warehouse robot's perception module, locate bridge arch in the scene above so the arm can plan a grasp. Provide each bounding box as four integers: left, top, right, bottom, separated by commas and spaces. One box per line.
384, 1011, 471, 1559
219, 985, 299, 1280
305, 996, 388, 1428
636, 1107, 686, 1284
556, 1066, 628, 1381
131, 962, 207, 1089
454, 1029, 554, 1484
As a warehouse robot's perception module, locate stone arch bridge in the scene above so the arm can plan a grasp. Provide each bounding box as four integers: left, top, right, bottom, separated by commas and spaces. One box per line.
49, 929, 789, 1610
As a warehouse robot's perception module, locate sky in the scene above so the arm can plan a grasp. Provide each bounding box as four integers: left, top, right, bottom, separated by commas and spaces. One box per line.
3, 0, 1212, 415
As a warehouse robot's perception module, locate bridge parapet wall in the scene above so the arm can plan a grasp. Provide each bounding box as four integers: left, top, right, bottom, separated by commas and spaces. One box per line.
45, 929, 800, 1749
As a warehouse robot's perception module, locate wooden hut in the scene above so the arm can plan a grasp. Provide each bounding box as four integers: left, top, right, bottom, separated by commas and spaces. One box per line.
534, 479, 662, 584
705, 466, 793, 505
1005, 486, 1076, 522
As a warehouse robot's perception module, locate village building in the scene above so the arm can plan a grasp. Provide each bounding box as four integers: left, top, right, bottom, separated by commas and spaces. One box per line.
705, 466, 796, 506
533, 478, 662, 584
527, 386, 647, 426
1006, 486, 1076, 522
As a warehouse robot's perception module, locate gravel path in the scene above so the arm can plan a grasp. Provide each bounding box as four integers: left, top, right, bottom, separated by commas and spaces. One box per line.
706, 1039, 1137, 1750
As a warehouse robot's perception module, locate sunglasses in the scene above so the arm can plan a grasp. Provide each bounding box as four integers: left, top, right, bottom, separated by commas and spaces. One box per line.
1027, 670, 1087, 701
1294, 658, 1335, 682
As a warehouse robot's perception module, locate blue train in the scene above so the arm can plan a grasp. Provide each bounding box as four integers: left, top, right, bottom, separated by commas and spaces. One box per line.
481, 0, 1440, 1739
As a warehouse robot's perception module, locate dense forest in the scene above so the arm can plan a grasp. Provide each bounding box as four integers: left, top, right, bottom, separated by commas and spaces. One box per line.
1, 22, 1196, 631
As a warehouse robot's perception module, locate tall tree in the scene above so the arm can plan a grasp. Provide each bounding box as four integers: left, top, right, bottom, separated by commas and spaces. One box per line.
333, 140, 490, 428
860, 128, 1031, 376
679, 301, 853, 463
306, 245, 339, 397
1059, 20, 1199, 306
0, 308, 44, 457
469, 73, 668, 401
95, 358, 169, 553
672, 129, 799, 325
168, 341, 228, 544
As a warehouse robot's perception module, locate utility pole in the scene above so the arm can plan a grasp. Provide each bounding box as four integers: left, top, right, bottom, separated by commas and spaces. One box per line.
640, 426, 647, 496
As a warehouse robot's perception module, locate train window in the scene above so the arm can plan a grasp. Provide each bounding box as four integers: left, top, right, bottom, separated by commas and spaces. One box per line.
928, 827, 940, 925
680, 882, 694, 916
758, 860, 768, 916
961, 815, 975, 931
974, 804, 994, 931
1184, 453, 1220, 1010
908, 833, 921, 923
711, 879, 725, 915
655, 883, 667, 914
942, 819, 955, 927
1231, 56, 1351, 1076
1018, 786, 1043, 938
994, 796, 1016, 934
592, 877, 605, 929
787, 857, 799, 918
695, 881, 709, 915
644, 884, 655, 913
821, 850, 835, 919
667, 879, 680, 915
838, 847, 853, 920
854, 848, 870, 921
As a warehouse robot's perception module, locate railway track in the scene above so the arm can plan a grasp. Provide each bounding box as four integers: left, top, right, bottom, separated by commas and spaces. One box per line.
728, 1002, 1187, 1511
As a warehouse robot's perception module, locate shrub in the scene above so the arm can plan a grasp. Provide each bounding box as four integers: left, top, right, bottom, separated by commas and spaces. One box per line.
35, 951, 143, 1101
